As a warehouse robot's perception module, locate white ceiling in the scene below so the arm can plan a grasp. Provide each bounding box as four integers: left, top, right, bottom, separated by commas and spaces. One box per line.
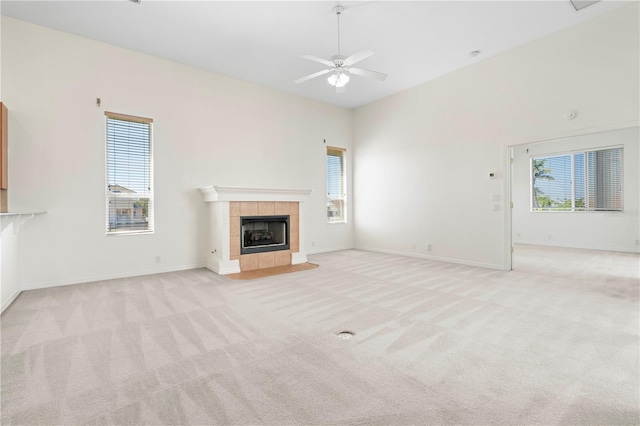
1, 1, 628, 109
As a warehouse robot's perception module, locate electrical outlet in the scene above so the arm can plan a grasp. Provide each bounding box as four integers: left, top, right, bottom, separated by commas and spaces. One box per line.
155, 255, 161, 263
636, 239, 640, 246
311, 241, 316, 247
426, 244, 432, 251
411, 243, 416, 249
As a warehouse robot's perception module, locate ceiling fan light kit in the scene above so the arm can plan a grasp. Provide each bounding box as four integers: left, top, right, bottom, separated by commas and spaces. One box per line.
328, 72, 349, 88
295, 4, 387, 93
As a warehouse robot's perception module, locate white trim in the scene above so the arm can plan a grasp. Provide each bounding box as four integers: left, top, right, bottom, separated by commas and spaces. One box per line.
206, 259, 241, 275
529, 143, 625, 159
307, 245, 354, 255
199, 185, 313, 202
355, 246, 506, 271
19, 264, 207, 291
504, 145, 513, 271
1, 289, 22, 313
504, 120, 640, 148
515, 241, 640, 254
291, 252, 309, 265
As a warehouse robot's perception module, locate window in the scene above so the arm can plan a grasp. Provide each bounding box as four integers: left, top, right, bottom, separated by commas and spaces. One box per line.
531, 146, 622, 212
327, 147, 346, 223
105, 112, 154, 234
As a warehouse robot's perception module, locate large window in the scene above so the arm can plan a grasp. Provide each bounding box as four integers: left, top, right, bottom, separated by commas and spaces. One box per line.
105, 112, 154, 234
531, 146, 622, 212
327, 147, 346, 223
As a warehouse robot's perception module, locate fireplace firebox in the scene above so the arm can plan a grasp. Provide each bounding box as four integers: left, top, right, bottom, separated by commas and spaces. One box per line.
241, 215, 290, 254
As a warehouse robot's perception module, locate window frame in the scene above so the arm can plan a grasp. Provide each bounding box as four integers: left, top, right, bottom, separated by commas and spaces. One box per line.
530, 145, 623, 213
326, 146, 347, 224
105, 111, 154, 236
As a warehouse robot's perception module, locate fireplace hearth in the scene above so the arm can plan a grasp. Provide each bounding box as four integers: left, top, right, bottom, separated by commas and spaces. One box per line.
241, 215, 289, 254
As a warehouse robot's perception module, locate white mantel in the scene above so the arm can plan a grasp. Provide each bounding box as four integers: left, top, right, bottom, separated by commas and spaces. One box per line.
198, 185, 314, 275
199, 185, 313, 203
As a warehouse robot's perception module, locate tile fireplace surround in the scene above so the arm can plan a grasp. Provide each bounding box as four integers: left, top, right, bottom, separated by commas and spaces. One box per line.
199, 186, 313, 275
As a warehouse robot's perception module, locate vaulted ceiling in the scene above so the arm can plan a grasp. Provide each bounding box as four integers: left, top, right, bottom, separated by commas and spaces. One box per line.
1, 1, 627, 109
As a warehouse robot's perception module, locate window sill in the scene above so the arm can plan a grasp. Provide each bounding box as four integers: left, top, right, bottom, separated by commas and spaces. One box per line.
106, 230, 154, 237
530, 210, 624, 213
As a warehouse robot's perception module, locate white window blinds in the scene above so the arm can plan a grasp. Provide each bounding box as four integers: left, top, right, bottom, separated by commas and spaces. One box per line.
327, 147, 346, 223
105, 112, 154, 234
532, 147, 622, 212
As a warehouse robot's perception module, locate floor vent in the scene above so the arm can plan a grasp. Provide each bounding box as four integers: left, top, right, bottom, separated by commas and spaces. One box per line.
337, 331, 354, 340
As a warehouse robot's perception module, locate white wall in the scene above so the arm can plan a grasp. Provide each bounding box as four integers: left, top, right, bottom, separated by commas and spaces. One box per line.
1, 221, 19, 311
512, 126, 639, 252
0, 16, 353, 295
1, 4, 638, 303
353, 4, 639, 269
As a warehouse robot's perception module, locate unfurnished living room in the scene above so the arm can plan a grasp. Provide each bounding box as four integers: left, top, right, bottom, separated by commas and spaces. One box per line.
0, 1, 638, 425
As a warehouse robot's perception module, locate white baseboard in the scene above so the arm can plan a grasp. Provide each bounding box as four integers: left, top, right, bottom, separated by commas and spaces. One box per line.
206, 259, 240, 275
20, 263, 207, 292
1, 289, 22, 314
291, 251, 309, 265
515, 240, 640, 253
355, 245, 506, 271
307, 245, 355, 256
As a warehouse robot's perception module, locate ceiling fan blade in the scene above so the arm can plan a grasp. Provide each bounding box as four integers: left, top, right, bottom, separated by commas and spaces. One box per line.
294, 68, 332, 84
343, 48, 374, 66
348, 67, 387, 81
300, 55, 335, 67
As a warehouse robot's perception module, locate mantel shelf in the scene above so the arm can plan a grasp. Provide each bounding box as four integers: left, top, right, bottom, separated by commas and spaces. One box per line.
199, 185, 313, 203
1, 211, 46, 233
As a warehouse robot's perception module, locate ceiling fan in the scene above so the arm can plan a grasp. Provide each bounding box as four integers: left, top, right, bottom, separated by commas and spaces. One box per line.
295, 5, 387, 93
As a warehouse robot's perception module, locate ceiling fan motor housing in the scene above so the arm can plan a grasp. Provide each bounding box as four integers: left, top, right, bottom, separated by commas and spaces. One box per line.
331, 55, 347, 68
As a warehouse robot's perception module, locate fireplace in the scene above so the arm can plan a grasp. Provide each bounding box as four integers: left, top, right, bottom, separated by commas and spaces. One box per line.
241, 215, 289, 254
199, 185, 313, 275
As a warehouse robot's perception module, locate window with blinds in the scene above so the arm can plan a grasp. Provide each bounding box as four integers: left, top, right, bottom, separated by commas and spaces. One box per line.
327, 147, 346, 223
531, 146, 622, 212
105, 112, 154, 235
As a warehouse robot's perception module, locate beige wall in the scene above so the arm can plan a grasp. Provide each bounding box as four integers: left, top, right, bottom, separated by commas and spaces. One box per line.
353, 4, 640, 268
1, 4, 638, 302
0, 16, 353, 295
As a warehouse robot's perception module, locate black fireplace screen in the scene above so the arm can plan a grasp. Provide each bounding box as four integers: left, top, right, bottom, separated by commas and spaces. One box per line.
241, 215, 290, 254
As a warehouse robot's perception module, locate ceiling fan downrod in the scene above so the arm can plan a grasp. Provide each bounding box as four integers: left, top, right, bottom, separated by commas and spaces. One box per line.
333, 5, 345, 56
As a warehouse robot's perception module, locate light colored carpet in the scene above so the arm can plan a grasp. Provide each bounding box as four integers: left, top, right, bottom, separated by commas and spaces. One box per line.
1, 247, 638, 425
